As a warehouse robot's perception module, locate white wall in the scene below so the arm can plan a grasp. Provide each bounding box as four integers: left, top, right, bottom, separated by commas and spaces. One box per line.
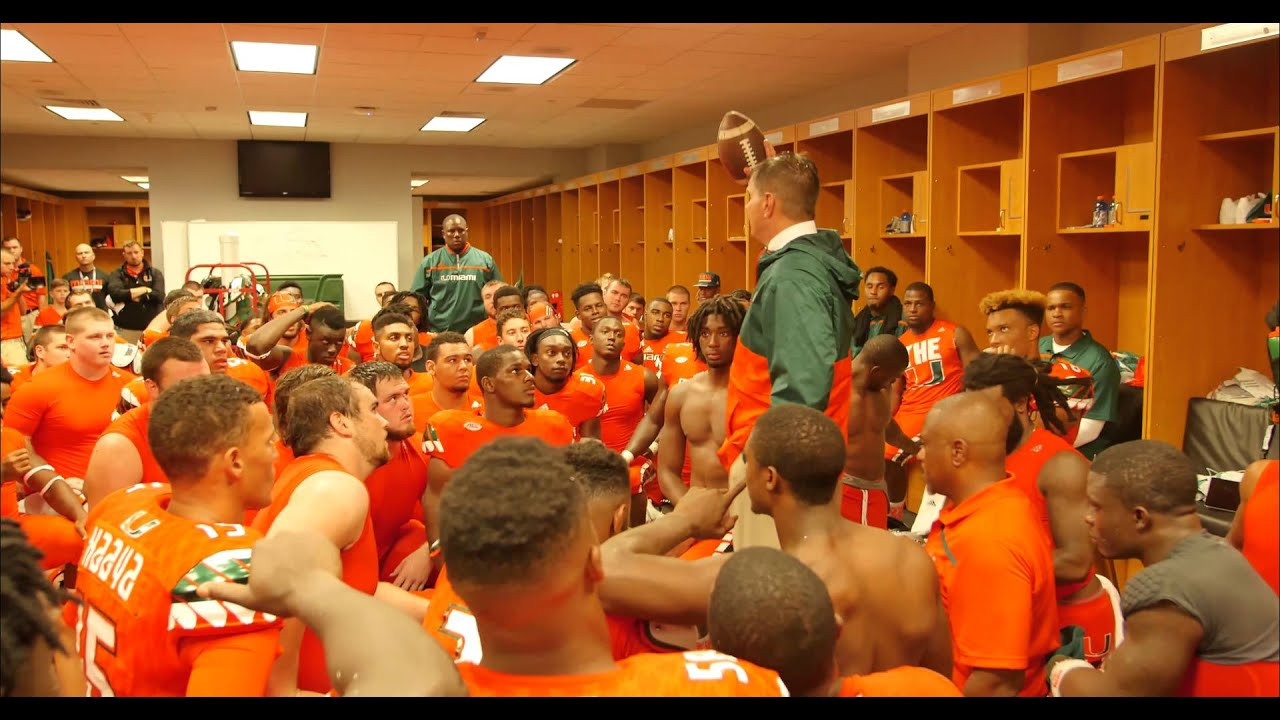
0, 134, 590, 293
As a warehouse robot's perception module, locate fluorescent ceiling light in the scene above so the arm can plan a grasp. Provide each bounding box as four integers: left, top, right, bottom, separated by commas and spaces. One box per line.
476, 55, 575, 85
230, 41, 318, 74
411, 179, 429, 187
248, 110, 307, 127
420, 116, 485, 132
120, 175, 148, 183
1, 29, 53, 62
46, 106, 123, 121
137, 182, 150, 190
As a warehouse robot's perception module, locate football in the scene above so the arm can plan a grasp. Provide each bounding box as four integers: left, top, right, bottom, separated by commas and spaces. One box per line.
717, 110, 767, 183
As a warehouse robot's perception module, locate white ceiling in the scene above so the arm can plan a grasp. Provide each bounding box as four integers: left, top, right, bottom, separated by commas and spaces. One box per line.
0, 22, 964, 194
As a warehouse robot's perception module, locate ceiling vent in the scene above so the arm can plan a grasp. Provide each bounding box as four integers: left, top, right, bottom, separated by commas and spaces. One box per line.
438, 110, 485, 117
43, 98, 101, 107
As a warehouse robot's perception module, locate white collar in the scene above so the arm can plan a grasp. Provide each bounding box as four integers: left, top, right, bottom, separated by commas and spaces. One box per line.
766, 221, 817, 252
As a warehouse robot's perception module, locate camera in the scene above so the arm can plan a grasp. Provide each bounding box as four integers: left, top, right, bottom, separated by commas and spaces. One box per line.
6, 262, 45, 293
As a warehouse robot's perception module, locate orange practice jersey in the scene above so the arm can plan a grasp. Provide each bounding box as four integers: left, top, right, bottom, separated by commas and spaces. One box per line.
640, 333, 678, 377
75, 484, 281, 696
365, 439, 428, 568
251, 454, 379, 694
7, 362, 34, 395
837, 666, 962, 696
278, 347, 353, 377
533, 370, 607, 432
468, 317, 500, 352
4, 363, 133, 480
422, 409, 575, 469
1242, 460, 1279, 595
1005, 428, 1082, 539
572, 323, 642, 370
659, 342, 706, 389
347, 320, 376, 363
589, 362, 648, 452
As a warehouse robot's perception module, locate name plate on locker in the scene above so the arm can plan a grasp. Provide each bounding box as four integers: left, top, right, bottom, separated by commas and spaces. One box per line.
808, 117, 840, 136
764, 131, 783, 145
679, 151, 701, 165
1201, 23, 1278, 51
1057, 49, 1123, 83
952, 79, 1002, 106
871, 100, 911, 123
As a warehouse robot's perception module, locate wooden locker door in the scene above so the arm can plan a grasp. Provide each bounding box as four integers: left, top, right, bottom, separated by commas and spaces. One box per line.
1118, 142, 1155, 228
1000, 158, 1024, 233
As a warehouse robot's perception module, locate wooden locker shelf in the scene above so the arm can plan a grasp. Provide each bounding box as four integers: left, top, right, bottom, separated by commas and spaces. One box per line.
1193, 223, 1276, 231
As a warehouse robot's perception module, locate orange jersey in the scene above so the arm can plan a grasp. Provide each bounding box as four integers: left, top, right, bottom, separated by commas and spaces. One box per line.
278, 347, 353, 377
589, 362, 648, 452
405, 368, 434, 396
225, 358, 274, 408
2, 426, 26, 517
119, 377, 148, 415
34, 305, 65, 328
926, 477, 1058, 696
1005, 428, 1082, 540
75, 484, 281, 696
1242, 460, 1279, 595
4, 362, 134, 479
640, 333, 678, 376
468, 317, 500, 352
838, 666, 962, 696
897, 320, 966, 417
251, 454, 379, 694
7, 362, 34, 395
140, 327, 168, 351
572, 322, 642, 370
422, 409, 575, 469
533, 370, 607, 432
411, 391, 481, 436
103, 404, 167, 486
457, 650, 787, 697
1041, 358, 1095, 444
365, 439, 428, 568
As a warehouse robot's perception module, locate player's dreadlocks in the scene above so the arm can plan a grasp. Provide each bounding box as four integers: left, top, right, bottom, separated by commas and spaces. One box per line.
962, 353, 1075, 437
1, 518, 72, 696
686, 295, 747, 363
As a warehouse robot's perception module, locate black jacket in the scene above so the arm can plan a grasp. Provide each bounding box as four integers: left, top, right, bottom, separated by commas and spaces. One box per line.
106, 261, 165, 330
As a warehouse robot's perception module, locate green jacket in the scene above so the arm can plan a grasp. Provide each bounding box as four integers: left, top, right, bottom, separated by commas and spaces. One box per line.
722, 229, 861, 462
410, 243, 503, 333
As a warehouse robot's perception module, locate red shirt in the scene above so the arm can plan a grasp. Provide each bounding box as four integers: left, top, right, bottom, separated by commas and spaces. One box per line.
365, 439, 428, 567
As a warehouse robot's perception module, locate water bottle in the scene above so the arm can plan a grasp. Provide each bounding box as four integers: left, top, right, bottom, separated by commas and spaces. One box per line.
1092, 196, 1108, 228
900, 209, 913, 234
1107, 195, 1120, 226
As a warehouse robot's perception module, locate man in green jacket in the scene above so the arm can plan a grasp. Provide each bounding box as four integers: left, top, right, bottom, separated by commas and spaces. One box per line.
410, 214, 502, 333
719, 152, 861, 548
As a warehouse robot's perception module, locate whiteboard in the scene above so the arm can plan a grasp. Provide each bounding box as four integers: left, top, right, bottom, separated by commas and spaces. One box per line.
185, 221, 398, 319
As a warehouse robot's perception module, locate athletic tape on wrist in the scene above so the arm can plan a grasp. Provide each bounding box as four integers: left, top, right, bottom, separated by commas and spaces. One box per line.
22, 464, 54, 483
621, 450, 635, 464
40, 475, 64, 496
1049, 658, 1092, 697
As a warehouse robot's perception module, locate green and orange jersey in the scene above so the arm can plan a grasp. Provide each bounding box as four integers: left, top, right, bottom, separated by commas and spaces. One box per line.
75, 483, 282, 696
640, 332, 680, 377
897, 319, 967, 420
720, 228, 859, 468
925, 477, 1059, 696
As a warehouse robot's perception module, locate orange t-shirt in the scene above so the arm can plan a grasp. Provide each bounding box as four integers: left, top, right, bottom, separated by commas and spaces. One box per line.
659, 342, 706, 389
411, 391, 482, 436
422, 409, 575, 469
588, 362, 648, 452
1005, 428, 1083, 538
75, 483, 281, 696
1, 276, 24, 341
365, 439, 428, 568
250, 454, 379, 694
640, 333, 678, 377
837, 666, 962, 696
532, 370, 607, 433
457, 650, 787, 697
34, 305, 65, 328
1242, 460, 1279, 595
225, 357, 274, 408
572, 322, 642, 370
925, 477, 1058, 696
405, 368, 433, 396
4, 363, 134, 479
140, 328, 168, 351
469, 317, 500, 352
347, 320, 376, 363
102, 404, 167, 486
897, 320, 966, 419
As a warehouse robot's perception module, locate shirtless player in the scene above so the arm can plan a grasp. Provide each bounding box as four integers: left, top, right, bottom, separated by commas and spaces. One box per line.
744, 403, 953, 677
842, 334, 910, 529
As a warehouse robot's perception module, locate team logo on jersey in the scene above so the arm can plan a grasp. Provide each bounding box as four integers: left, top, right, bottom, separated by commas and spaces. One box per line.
422, 425, 445, 454
675, 356, 688, 364
463, 421, 483, 432
577, 340, 588, 347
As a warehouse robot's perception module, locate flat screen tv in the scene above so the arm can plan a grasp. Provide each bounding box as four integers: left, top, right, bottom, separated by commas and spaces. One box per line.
237, 140, 331, 198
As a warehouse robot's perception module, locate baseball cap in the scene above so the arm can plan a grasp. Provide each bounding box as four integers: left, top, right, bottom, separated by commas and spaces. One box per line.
267, 292, 301, 316
696, 272, 721, 288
